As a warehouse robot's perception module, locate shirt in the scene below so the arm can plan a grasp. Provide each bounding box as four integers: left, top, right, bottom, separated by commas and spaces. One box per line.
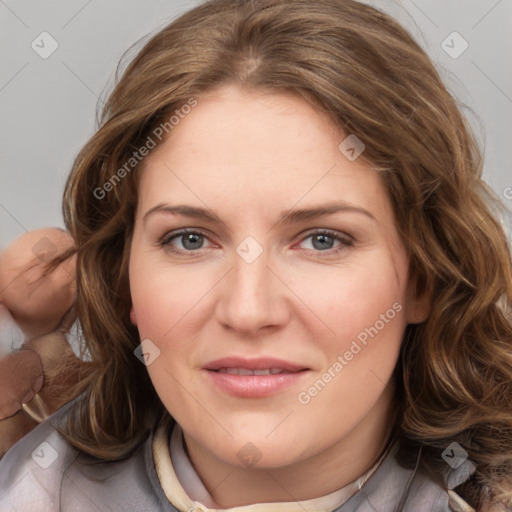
156, 420, 391, 511
0, 399, 476, 511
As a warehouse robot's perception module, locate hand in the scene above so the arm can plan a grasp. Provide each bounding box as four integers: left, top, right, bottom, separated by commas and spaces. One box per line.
0, 228, 76, 341
0, 228, 80, 458
0, 347, 44, 420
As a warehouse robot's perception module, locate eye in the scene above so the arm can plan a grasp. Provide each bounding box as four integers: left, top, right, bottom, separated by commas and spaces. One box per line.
160, 229, 214, 254
159, 228, 354, 257
297, 230, 353, 255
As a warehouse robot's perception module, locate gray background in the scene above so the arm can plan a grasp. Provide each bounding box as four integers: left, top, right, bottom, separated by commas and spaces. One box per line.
1, 0, 511, 249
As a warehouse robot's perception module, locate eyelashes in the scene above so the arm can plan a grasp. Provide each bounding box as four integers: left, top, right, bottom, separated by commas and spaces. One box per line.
299, 230, 353, 253
159, 228, 354, 257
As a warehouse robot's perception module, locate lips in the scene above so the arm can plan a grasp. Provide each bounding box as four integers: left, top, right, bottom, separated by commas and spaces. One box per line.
203, 356, 308, 373
217, 368, 289, 375
203, 357, 309, 398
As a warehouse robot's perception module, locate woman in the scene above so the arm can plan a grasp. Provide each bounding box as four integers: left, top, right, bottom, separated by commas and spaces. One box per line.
1, 0, 511, 510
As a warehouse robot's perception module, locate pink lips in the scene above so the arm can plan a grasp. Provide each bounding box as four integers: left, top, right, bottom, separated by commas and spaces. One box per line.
203, 357, 309, 398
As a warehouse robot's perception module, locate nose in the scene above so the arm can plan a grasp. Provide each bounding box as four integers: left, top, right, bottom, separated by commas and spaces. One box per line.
215, 245, 289, 336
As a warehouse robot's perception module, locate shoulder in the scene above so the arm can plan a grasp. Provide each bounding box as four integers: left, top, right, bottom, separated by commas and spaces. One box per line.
0, 400, 178, 511
0, 400, 78, 511
340, 441, 479, 512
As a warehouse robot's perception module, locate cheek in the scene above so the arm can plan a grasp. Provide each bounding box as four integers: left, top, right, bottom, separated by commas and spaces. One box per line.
289, 257, 406, 347
129, 265, 211, 415
129, 258, 213, 341
307, 269, 406, 410
293, 268, 405, 429
129, 263, 202, 406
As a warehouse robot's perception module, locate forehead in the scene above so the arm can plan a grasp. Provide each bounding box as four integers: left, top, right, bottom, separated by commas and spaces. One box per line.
137, 84, 391, 222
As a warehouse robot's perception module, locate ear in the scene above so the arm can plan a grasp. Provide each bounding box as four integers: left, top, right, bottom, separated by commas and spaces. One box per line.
405, 276, 433, 325
129, 306, 138, 326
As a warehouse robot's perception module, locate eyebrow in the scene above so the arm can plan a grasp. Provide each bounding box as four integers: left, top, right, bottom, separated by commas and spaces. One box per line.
143, 200, 376, 227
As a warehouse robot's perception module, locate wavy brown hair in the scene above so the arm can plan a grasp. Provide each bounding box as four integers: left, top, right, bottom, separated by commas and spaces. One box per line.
47, 0, 512, 508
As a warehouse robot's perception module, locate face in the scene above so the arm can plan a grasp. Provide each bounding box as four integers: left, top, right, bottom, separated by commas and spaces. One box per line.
129, 84, 428, 472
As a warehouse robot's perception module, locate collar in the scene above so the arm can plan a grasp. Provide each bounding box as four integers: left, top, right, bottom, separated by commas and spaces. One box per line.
152, 418, 392, 512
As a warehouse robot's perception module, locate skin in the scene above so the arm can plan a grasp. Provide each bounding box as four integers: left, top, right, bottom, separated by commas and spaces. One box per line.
0, 228, 79, 457
0, 409, 38, 459
0, 228, 76, 340
128, 84, 430, 507
0, 330, 80, 457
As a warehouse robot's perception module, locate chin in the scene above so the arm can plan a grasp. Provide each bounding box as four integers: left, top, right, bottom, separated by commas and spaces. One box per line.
218, 429, 311, 469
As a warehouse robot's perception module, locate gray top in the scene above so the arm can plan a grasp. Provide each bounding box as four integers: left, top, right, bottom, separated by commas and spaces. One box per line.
0, 401, 476, 512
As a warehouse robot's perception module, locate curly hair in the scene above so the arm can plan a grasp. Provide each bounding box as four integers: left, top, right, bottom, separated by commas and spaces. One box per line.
46, 0, 512, 508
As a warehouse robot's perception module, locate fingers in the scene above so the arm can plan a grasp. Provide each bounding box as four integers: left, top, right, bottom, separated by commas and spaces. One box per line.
0, 349, 44, 420
0, 228, 77, 340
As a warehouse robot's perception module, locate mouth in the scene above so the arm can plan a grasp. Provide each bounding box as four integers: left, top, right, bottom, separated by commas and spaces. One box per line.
203, 357, 310, 398
203, 356, 309, 373
213, 367, 298, 375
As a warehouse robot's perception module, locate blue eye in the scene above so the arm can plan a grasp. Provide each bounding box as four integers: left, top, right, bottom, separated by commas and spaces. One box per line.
298, 230, 353, 255
160, 229, 353, 256
161, 229, 211, 253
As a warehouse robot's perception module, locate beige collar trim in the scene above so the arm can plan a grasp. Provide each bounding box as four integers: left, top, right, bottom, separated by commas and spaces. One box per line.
152, 418, 390, 512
